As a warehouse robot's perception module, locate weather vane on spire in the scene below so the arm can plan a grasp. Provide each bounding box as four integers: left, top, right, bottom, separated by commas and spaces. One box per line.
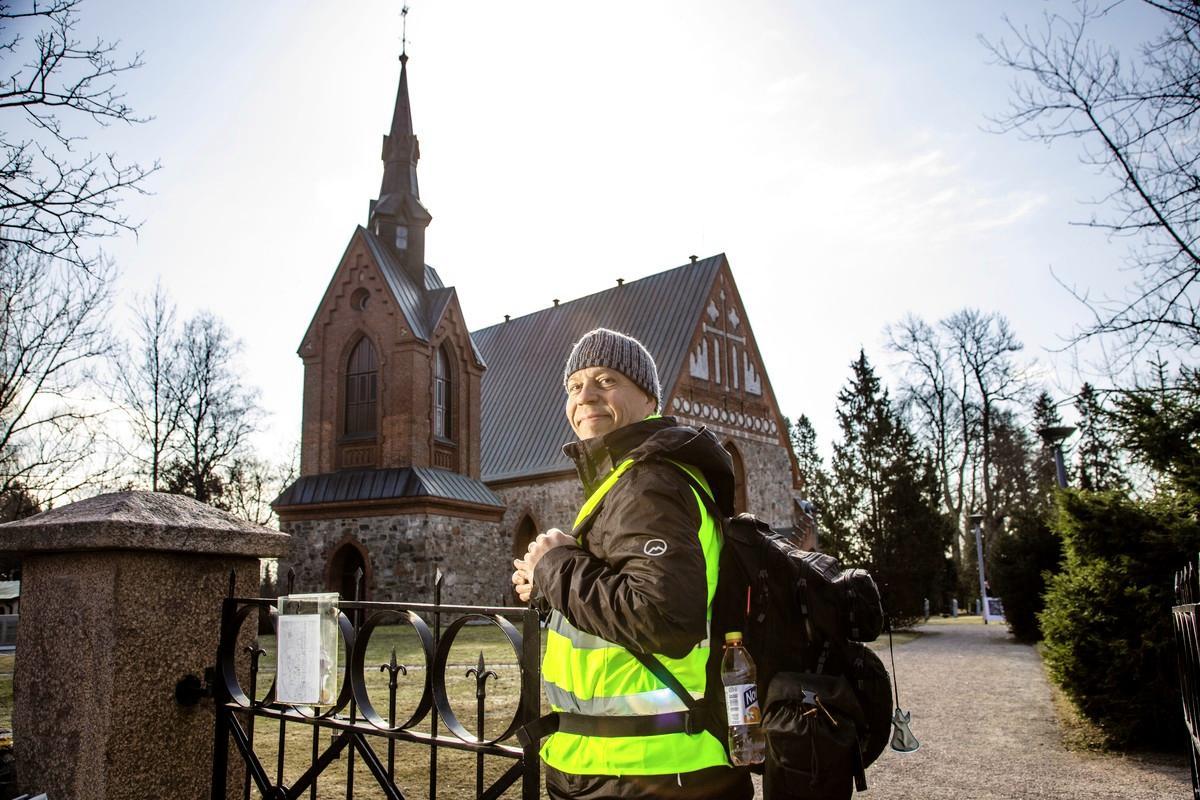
401, 4, 410, 60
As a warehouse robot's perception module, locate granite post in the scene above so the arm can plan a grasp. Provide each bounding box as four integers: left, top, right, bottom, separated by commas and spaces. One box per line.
0, 491, 290, 800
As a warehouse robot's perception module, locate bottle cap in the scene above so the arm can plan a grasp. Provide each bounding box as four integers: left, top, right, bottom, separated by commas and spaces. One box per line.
724, 631, 742, 643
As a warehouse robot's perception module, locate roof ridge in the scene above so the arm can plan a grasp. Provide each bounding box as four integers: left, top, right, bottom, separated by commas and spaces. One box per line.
470, 253, 725, 335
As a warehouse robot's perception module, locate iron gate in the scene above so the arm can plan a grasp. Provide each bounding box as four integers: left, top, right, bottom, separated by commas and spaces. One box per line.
1174, 559, 1200, 800
211, 570, 543, 800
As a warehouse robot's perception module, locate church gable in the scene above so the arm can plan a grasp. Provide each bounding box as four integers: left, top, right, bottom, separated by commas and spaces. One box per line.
299, 227, 414, 362
426, 288, 486, 370
665, 264, 801, 497
666, 265, 782, 443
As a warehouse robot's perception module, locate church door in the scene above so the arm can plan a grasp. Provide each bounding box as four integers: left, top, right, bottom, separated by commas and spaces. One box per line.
328, 542, 369, 601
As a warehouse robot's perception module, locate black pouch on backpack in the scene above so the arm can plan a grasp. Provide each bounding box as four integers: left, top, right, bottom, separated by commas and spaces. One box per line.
762, 671, 866, 800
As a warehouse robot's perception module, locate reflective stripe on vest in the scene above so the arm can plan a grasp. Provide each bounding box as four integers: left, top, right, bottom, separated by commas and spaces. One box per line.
540, 458, 728, 776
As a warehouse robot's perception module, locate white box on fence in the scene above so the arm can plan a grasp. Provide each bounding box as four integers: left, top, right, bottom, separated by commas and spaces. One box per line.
276, 592, 339, 705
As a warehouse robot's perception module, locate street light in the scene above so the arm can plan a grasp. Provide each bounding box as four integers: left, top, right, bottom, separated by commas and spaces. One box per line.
970, 513, 988, 624
1038, 425, 1077, 489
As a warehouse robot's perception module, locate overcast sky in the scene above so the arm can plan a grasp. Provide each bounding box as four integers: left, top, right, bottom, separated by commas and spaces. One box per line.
47, 0, 1168, 465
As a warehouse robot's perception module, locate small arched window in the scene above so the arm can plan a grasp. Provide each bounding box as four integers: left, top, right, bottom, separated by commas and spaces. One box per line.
434, 344, 453, 441
725, 440, 748, 514
345, 337, 378, 437
511, 514, 538, 603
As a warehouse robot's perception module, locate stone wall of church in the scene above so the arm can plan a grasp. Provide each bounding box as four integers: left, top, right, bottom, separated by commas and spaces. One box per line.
280, 513, 513, 607
493, 476, 584, 553
735, 436, 795, 528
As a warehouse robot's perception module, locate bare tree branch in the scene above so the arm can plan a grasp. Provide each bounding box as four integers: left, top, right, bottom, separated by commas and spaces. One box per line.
984, 0, 1200, 364
0, 245, 117, 505
0, 0, 157, 274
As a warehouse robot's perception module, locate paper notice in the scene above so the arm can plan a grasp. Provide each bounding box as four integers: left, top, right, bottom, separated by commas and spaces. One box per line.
276, 613, 323, 704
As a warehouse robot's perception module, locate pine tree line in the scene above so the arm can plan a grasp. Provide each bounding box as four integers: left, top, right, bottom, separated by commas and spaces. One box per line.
789, 309, 1150, 632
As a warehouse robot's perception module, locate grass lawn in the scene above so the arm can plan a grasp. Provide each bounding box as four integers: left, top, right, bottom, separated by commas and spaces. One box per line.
0, 653, 12, 732
919, 614, 987, 626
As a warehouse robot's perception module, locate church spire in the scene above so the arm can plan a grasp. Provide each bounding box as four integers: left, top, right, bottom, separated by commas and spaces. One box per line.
369, 5, 431, 289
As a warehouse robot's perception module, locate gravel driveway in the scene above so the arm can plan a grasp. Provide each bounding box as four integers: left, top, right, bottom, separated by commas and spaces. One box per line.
845, 619, 1192, 799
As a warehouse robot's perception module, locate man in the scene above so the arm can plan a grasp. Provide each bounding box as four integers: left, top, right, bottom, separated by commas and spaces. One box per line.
512, 328, 752, 800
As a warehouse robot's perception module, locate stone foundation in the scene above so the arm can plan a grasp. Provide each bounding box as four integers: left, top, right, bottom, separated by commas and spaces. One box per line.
281, 512, 513, 607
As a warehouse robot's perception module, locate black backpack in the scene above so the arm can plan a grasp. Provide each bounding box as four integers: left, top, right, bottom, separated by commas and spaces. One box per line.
654, 477, 894, 800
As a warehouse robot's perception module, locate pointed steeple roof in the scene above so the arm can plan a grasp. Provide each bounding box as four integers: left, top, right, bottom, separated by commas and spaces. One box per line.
368, 44, 432, 289
379, 53, 420, 200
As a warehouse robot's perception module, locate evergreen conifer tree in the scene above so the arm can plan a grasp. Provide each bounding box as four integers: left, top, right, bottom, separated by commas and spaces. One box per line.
826, 350, 949, 622
1074, 382, 1127, 492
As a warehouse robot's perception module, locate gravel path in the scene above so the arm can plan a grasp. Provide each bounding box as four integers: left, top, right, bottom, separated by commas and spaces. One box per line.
851, 619, 1191, 799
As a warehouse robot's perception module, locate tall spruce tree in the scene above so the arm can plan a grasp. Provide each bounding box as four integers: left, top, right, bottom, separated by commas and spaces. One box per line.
790, 414, 830, 507
1074, 383, 1127, 492
987, 391, 1067, 641
1031, 390, 1065, 505
826, 350, 949, 622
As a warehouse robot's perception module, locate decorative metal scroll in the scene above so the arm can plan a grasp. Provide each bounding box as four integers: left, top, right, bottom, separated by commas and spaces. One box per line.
211, 569, 543, 800
1173, 559, 1200, 800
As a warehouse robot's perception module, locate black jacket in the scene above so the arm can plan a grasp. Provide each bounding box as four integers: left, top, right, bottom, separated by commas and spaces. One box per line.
533, 417, 736, 659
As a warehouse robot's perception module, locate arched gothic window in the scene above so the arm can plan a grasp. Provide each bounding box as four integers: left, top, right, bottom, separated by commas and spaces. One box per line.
345, 337, 378, 437
434, 345, 453, 441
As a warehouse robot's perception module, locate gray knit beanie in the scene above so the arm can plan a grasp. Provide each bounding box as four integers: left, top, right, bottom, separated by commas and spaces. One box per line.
563, 328, 661, 410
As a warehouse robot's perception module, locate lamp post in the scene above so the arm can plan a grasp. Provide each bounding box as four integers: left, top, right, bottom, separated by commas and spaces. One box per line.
970, 513, 988, 623
1038, 425, 1077, 489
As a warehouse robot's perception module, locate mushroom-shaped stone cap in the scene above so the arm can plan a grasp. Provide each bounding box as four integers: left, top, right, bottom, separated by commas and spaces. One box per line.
0, 490, 290, 558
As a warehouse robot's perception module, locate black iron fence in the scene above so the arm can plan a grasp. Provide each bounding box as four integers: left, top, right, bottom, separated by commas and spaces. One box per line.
1174, 560, 1200, 800
211, 570, 542, 800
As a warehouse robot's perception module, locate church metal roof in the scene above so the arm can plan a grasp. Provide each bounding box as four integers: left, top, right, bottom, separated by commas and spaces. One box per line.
360, 226, 444, 342
275, 466, 504, 509
358, 228, 485, 366
471, 254, 726, 482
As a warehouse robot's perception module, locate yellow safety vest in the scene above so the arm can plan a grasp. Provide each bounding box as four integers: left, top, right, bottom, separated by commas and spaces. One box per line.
540, 458, 728, 776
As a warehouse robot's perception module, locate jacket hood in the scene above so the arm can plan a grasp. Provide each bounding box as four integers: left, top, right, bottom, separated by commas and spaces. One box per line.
563, 416, 736, 516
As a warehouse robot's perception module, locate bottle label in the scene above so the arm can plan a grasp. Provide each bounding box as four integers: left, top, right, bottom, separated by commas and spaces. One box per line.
724, 682, 761, 726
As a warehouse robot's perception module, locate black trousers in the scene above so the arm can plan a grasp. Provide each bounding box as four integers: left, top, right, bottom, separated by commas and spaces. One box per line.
545, 763, 754, 800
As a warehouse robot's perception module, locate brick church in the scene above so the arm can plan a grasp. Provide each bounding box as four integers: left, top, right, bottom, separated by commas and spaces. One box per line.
274, 51, 809, 606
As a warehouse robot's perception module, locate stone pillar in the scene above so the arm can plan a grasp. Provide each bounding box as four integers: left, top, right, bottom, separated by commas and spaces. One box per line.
0, 491, 289, 800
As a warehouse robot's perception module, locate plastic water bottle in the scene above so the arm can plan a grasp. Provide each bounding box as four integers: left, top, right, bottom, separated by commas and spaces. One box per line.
721, 631, 766, 765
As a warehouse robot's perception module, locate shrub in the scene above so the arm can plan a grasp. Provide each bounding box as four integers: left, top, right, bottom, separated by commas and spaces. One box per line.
989, 509, 1063, 642
1039, 489, 1200, 748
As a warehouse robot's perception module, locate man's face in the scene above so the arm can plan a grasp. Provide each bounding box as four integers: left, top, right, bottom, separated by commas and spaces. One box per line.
565, 366, 656, 440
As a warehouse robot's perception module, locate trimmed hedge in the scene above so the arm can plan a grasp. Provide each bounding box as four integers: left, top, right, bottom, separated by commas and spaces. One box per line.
989, 509, 1062, 642
1039, 489, 1200, 748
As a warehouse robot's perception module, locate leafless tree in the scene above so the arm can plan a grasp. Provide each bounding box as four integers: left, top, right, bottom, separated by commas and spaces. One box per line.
0, 247, 115, 505
223, 447, 298, 527
110, 280, 180, 490
887, 314, 973, 565
945, 310, 1028, 535
985, 0, 1200, 365
163, 313, 261, 505
0, 0, 157, 273
888, 310, 1029, 570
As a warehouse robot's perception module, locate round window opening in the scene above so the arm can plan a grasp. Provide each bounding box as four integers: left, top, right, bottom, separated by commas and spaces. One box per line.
351, 288, 370, 311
